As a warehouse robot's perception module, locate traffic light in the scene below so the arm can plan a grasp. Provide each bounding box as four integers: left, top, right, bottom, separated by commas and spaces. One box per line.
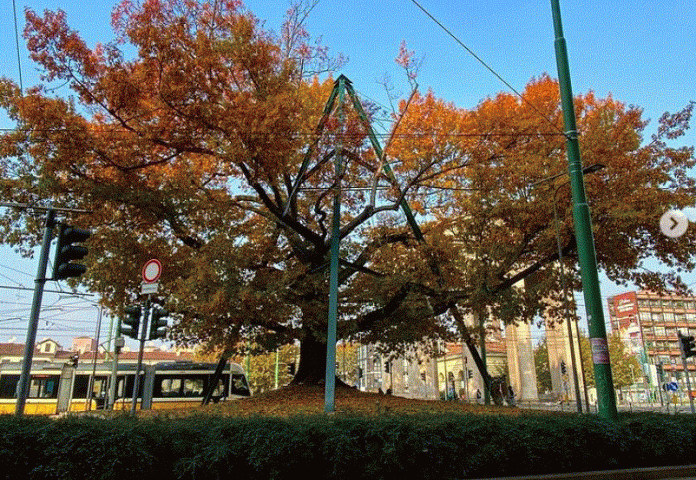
287, 363, 296, 376
467, 369, 473, 379
120, 306, 141, 339
679, 334, 696, 358
148, 308, 169, 340
69, 353, 79, 368
656, 363, 663, 378
384, 362, 390, 373
52, 224, 91, 280
560, 360, 567, 375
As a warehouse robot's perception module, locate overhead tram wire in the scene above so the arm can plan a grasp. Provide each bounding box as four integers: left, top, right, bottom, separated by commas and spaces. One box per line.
0, 263, 35, 279
409, 0, 566, 138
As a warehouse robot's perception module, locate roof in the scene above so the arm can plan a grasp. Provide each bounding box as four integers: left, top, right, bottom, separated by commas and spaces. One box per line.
0, 343, 34, 356
1, 343, 193, 362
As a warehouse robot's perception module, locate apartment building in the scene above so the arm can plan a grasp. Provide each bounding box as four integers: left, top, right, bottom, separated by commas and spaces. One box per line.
607, 291, 696, 399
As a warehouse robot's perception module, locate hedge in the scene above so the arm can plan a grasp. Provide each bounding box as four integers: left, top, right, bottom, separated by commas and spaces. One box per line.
1, 412, 695, 480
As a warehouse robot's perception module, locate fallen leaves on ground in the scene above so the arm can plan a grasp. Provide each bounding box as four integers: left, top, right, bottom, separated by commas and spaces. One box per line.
137, 385, 555, 419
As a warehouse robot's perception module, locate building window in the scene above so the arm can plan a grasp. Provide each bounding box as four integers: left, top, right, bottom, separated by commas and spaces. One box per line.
686, 313, 696, 324
652, 313, 663, 322
655, 326, 666, 337
664, 312, 675, 322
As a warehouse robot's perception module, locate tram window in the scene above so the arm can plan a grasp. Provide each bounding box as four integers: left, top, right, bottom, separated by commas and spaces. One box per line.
92, 377, 108, 398
73, 375, 89, 398
183, 378, 204, 396
231, 374, 251, 397
116, 375, 143, 399
156, 377, 182, 397
29, 376, 59, 398
212, 375, 229, 397
0, 375, 20, 398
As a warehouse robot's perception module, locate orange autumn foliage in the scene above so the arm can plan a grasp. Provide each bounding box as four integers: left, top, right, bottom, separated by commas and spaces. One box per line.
1, 2, 694, 383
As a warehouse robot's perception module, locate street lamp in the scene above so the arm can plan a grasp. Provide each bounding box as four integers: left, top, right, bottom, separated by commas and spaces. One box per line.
553, 163, 604, 413
532, 163, 605, 413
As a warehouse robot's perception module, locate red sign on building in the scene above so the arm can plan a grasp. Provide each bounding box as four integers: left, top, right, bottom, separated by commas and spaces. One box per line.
609, 291, 638, 330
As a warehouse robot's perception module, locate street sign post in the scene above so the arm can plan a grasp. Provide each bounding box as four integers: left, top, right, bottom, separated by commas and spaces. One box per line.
141, 282, 159, 294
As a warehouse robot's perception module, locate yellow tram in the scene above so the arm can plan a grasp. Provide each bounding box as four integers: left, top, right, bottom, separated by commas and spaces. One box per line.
0, 360, 250, 415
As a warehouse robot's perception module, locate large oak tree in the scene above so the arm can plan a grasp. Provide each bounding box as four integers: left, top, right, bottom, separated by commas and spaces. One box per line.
1, 0, 695, 385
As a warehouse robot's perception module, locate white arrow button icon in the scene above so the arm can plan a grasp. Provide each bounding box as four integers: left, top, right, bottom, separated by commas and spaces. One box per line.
660, 210, 688, 238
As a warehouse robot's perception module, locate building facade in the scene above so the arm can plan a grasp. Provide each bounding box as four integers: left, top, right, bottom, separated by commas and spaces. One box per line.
356, 343, 440, 400
607, 290, 696, 401
436, 340, 508, 402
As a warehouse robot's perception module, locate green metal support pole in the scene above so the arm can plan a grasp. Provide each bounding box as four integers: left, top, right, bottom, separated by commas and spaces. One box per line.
245, 352, 251, 391
479, 313, 490, 405
274, 349, 279, 390
550, 0, 617, 420
107, 318, 121, 411
324, 77, 346, 413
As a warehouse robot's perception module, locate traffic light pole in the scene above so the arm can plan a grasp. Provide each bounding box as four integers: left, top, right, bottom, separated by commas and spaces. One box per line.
131, 296, 150, 414
107, 319, 124, 411
678, 332, 695, 414
15, 209, 55, 416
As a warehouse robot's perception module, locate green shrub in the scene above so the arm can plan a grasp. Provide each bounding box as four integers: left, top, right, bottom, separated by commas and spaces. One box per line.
1, 412, 695, 480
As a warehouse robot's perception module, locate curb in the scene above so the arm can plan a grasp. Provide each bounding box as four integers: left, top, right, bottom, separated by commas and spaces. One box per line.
468, 464, 696, 480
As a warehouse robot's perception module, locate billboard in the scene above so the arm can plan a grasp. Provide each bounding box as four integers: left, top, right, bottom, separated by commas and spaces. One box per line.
609, 291, 638, 330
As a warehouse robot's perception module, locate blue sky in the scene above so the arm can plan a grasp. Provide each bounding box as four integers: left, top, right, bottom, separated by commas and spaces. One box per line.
1, 0, 695, 346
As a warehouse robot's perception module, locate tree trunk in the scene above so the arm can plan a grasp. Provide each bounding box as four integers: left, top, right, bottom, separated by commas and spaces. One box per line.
292, 330, 327, 384
289, 327, 352, 388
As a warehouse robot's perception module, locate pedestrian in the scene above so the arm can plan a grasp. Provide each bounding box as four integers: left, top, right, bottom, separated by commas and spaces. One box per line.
507, 385, 516, 407
475, 389, 482, 404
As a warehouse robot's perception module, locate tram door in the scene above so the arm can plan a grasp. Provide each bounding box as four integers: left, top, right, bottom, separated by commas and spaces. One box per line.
56, 365, 75, 413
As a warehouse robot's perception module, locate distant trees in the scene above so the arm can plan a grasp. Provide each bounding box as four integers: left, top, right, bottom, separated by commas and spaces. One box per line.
579, 332, 642, 390
534, 337, 553, 394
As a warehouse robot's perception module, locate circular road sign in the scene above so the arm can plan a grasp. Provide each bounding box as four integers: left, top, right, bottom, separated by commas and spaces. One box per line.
142, 259, 162, 283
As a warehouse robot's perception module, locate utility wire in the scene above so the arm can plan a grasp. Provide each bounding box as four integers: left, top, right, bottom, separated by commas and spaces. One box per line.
12, 0, 23, 94
0, 126, 562, 138
409, 0, 565, 137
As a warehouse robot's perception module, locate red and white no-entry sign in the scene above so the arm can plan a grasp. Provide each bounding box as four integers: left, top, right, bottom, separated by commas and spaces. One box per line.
142, 259, 162, 283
